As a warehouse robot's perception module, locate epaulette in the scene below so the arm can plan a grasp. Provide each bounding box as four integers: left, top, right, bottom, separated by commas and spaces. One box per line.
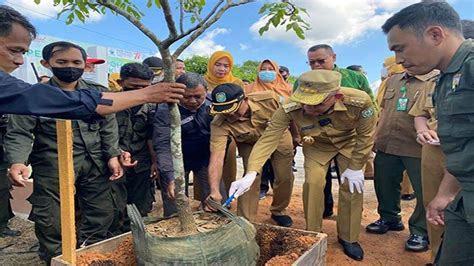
211, 115, 226, 126
248, 91, 277, 102
282, 101, 302, 113
343, 96, 367, 108
81, 79, 109, 92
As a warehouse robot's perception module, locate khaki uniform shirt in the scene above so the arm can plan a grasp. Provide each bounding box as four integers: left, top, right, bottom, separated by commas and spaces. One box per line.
375, 72, 438, 158
247, 87, 376, 172
408, 71, 440, 131
210, 91, 291, 152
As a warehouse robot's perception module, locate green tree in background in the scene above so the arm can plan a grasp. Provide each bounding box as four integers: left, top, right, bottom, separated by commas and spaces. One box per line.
184, 55, 208, 74
232, 60, 260, 82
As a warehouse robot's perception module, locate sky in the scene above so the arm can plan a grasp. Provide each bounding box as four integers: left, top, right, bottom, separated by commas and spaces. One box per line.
2, 0, 474, 89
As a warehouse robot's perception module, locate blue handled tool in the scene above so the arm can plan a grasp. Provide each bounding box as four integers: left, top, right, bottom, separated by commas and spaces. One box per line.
223, 193, 236, 207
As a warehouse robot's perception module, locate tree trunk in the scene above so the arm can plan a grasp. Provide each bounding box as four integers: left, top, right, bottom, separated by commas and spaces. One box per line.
160, 47, 197, 234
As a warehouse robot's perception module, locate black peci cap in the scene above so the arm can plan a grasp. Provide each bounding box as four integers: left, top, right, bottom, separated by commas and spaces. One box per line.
143, 56, 163, 68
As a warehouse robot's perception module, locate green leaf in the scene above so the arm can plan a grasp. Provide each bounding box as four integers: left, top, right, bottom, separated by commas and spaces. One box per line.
258, 3, 270, 14
66, 12, 75, 24
34, 0, 41, 4
258, 23, 269, 35
147, 0, 152, 8
154, 0, 162, 8
293, 25, 305, 40
77, 2, 89, 14
270, 16, 279, 27
75, 9, 85, 22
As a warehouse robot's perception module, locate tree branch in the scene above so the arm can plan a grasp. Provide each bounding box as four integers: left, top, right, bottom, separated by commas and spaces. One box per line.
172, 0, 224, 44
97, 0, 162, 47
160, 0, 178, 41
179, 0, 184, 34
173, 0, 253, 58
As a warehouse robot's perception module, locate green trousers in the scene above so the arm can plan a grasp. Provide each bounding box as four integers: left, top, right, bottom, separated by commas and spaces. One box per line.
110, 167, 156, 235
437, 193, 474, 265
29, 158, 114, 262
0, 162, 13, 230
126, 168, 155, 217
374, 151, 427, 236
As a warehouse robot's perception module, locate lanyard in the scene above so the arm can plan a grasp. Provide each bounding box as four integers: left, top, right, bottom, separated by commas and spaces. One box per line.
396, 84, 409, 112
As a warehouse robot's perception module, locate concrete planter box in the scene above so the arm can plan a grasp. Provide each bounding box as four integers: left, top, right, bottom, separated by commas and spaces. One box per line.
52, 223, 327, 266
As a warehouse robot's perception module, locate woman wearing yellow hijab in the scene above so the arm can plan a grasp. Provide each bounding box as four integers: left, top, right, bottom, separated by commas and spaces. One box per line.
245, 59, 292, 98
204, 51, 244, 91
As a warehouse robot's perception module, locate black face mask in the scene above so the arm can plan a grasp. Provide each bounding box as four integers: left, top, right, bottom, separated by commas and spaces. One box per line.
51, 67, 84, 83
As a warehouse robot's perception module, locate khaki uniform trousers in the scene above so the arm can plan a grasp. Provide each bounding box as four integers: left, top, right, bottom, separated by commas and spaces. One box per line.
237, 137, 294, 222
421, 144, 445, 261
303, 151, 363, 243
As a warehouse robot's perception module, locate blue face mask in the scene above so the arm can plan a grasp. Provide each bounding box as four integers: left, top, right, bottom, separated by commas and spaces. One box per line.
258, 70, 277, 83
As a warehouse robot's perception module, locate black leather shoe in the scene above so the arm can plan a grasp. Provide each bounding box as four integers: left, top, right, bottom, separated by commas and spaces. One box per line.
405, 234, 429, 252
366, 219, 405, 234
271, 214, 293, 227
401, 194, 416, 201
338, 238, 364, 261
322, 210, 334, 218
0, 227, 21, 237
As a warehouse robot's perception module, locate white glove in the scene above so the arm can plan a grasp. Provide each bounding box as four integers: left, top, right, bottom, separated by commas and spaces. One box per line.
340, 168, 364, 193
229, 171, 257, 198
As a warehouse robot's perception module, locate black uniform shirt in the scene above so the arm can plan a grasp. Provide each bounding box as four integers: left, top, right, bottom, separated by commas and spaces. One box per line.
0, 70, 109, 120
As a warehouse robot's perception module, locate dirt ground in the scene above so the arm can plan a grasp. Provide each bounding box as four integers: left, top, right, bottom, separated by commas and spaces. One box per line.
256, 183, 430, 265
0, 148, 431, 265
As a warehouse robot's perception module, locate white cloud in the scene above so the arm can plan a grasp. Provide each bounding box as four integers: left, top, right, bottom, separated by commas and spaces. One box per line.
370, 79, 382, 95
250, 0, 419, 51
180, 28, 230, 58
5, 0, 103, 22
239, 43, 250, 51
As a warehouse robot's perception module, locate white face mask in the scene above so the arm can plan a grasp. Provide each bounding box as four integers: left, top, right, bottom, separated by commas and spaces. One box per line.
381, 67, 389, 79
152, 74, 164, 84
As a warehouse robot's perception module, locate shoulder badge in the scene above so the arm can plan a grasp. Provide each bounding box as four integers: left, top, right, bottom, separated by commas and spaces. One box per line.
361, 107, 374, 118
452, 73, 462, 91
282, 102, 302, 113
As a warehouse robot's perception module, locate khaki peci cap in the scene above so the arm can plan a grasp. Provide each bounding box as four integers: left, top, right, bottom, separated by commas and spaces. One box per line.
290, 70, 342, 105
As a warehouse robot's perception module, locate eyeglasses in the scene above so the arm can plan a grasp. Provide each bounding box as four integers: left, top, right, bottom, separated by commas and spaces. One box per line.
307, 58, 327, 66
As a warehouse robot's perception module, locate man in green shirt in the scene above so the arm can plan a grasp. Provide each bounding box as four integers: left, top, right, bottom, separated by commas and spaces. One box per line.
111, 62, 157, 233
5, 41, 122, 263
382, 2, 474, 264
298, 44, 375, 218
0, 115, 21, 238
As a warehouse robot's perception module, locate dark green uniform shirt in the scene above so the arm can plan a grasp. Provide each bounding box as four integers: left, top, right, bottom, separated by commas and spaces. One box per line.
116, 104, 155, 174
4, 78, 121, 176
434, 39, 474, 223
